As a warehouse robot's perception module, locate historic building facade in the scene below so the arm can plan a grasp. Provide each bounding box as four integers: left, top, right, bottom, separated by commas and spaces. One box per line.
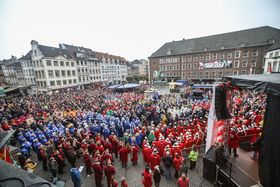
149, 26, 280, 83
263, 39, 280, 74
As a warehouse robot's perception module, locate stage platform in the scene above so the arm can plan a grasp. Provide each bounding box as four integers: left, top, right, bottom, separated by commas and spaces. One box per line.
221, 148, 260, 187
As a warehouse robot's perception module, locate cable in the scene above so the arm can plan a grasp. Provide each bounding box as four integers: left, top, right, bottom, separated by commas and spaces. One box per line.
0, 177, 25, 187
26, 182, 52, 187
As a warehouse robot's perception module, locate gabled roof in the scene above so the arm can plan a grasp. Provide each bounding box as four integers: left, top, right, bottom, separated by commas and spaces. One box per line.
267, 38, 280, 52
150, 26, 280, 58
38, 44, 73, 59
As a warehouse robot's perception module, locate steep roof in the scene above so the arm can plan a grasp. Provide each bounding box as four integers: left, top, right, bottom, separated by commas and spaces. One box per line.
38, 44, 73, 59
19, 50, 32, 60
61, 43, 127, 62
267, 38, 280, 52
150, 26, 280, 58
60, 44, 97, 60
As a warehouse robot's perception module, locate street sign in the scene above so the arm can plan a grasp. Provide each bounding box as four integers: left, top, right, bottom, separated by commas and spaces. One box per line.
0, 87, 5, 97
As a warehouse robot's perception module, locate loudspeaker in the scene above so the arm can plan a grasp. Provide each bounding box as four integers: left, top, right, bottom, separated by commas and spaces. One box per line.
215, 86, 229, 120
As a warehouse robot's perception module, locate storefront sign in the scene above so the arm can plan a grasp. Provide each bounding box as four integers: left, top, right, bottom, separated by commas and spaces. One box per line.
199, 60, 232, 69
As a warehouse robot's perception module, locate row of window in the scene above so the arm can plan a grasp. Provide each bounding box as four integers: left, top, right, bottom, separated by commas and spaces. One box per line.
160, 59, 257, 71
46, 60, 75, 67
268, 51, 280, 59
233, 60, 257, 68
160, 50, 259, 64
49, 79, 77, 86
48, 70, 76, 78
180, 69, 255, 79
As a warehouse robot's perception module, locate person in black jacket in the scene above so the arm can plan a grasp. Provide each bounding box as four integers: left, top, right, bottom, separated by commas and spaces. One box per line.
153, 165, 161, 187
162, 151, 173, 180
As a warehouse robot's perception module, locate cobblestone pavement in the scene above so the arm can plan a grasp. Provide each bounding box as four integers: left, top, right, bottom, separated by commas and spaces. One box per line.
31, 149, 213, 187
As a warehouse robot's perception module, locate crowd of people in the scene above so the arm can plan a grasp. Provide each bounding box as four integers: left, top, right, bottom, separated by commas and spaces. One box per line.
0, 85, 265, 187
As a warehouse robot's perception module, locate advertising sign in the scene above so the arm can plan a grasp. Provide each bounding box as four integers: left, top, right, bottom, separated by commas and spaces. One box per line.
199, 60, 232, 69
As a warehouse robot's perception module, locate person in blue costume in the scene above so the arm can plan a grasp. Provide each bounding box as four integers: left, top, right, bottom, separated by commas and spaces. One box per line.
22, 140, 32, 156
33, 138, 42, 154
17, 132, 26, 144
102, 125, 110, 139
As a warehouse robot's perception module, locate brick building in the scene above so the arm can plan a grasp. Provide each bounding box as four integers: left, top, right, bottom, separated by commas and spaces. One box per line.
149, 26, 280, 83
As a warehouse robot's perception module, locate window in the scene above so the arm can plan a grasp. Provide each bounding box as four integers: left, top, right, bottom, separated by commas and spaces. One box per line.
50, 81, 55, 86
242, 60, 248, 67
252, 50, 258, 56
243, 50, 249, 57
227, 52, 232, 59
187, 56, 192, 62
234, 61, 239, 68
46, 60, 52, 66
199, 55, 204, 60
212, 53, 217, 60
235, 50, 241, 58
241, 70, 247, 75
193, 63, 197, 70
233, 70, 239, 75
193, 56, 198, 61
74, 79, 77, 84
187, 64, 192, 70
63, 80, 67, 85
251, 60, 257, 67
219, 53, 225, 59
269, 52, 273, 58
273, 61, 278, 72
71, 62, 74, 66
60, 61, 64, 66
218, 71, 223, 78
48, 70, 54, 78
211, 71, 216, 78
56, 80, 61, 86
54, 61, 58, 66
182, 56, 186, 62
205, 72, 209, 78
55, 70, 60, 77
66, 61, 70, 66
275, 51, 279, 57
67, 70, 71, 76
68, 79, 72, 84
72, 70, 76, 76
61, 70, 66, 77
206, 54, 210, 60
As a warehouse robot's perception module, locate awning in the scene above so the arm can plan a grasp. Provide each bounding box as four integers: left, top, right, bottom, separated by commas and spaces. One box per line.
224, 73, 280, 96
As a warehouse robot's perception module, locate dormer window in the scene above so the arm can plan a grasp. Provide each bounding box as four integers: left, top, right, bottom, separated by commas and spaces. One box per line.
240, 43, 245, 47
203, 48, 208, 51
221, 45, 224, 49
167, 48, 172, 55
268, 39, 275, 44
34, 50, 37, 56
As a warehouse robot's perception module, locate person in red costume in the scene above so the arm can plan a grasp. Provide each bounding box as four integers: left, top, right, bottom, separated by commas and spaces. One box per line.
92, 158, 103, 187
104, 159, 116, 187
173, 152, 183, 178
142, 144, 152, 165
111, 175, 118, 187
142, 166, 153, 187
177, 172, 190, 187
119, 144, 130, 168
131, 144, 139, 165
228, 128, 240, 157
149, 149, 161, 171
83, 150, 92, 175
121, 176, 128, 187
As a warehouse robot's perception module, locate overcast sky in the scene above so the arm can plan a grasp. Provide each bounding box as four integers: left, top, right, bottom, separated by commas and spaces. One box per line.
0, 0, 279, 61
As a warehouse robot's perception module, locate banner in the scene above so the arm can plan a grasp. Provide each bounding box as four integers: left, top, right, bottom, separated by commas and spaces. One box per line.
206, 85, 217, 152
0, 146, 12, 164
